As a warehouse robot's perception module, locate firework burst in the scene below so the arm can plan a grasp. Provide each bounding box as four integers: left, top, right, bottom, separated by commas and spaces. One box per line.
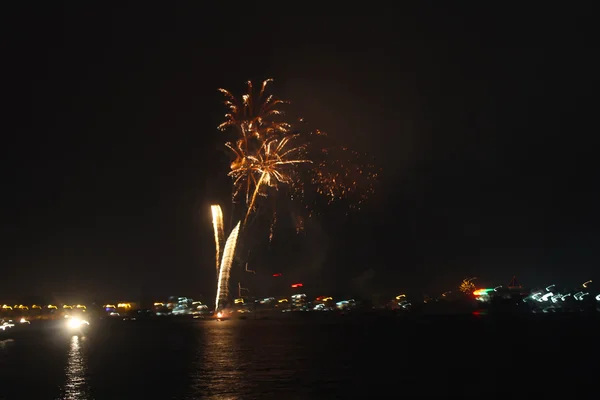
218, 79, 380, 223
210, 79, 380, 310
218, 79, 290, 142
459, 277, 477, 294
293, 133, 381, 214
226, 133, 312, 224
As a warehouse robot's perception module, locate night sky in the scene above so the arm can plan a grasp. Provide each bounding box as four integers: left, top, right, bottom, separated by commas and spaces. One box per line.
3, 6, 597, 302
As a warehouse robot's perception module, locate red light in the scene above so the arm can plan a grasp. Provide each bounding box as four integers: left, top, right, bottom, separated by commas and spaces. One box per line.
291, 283, 303, 288
273, 273, 282, 277
473, 289, 485, 296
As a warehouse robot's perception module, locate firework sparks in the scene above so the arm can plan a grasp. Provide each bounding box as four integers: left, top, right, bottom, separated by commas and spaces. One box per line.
210, 80, 381, 306
269, 212, 276, 242
288, 130, 381, 214
459, 277, 477, 294
218, 79, 380, 223
218, 79, 308, 217
210, 205, 224, 277
218, 79, 290, 143
294, 214, 304, 234
307, 146, 380, 211
226, 133, 312, 224
215, 220, 241, 312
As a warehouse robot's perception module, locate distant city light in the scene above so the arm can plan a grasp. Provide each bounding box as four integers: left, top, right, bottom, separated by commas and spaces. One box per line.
273, 273, 282, 277
291, 283, 303, 288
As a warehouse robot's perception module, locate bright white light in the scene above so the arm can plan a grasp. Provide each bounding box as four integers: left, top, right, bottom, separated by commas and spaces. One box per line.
215, 220, 241, 314
573, 291, 588, 301
67, 318, 89, 329
0, 322, 14, 330
216, 312, 223, 319
19, 318, 27, 323
551, 294, 562, 303
541, 292, 553, 301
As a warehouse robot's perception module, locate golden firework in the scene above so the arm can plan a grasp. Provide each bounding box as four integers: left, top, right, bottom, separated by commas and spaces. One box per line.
291, 131, 381, 214
227, 134, 311, 223
210, 205, 224, 277
218, 79, 380, 226
215, 220, 241, 312
459, 277, 477, 294
209, 80, 381, 307
310, 147, 379, 210
218, 79, 291, 143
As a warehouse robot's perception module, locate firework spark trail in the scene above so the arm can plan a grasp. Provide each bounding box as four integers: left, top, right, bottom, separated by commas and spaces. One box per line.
269, 212, 276, 242
219, 79, 380, 221
229, 134, 312, 225
219, 79, 308, 213
210, 205, 224, 278
216, 79, 380, 253
244, 171, 267, 225
215, 220, 241, 312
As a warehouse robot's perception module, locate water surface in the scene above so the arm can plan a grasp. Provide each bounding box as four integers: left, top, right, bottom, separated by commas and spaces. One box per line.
0, 315, 597, 399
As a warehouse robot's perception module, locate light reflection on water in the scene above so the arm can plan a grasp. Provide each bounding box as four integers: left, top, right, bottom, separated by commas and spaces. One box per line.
0, 339, 14, 371
185, 320, 318, 400
189, 320, 245, 399
60, 335, 91, 400
3, 318, 592, 398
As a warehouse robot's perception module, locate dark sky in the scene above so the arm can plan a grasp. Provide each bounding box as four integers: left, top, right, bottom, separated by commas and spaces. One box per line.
2, 6, 597, 302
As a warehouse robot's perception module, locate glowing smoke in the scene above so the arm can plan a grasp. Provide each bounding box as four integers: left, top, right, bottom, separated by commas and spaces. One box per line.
210, 205, 225, 277
215, 220, 241, 312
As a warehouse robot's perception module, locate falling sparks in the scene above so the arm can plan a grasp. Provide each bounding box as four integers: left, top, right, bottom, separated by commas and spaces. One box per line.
269, 212, 276, 242
210, 205, 224, 278
215, 221, 241, 312
295, 139, 381, 213
294, 214, 304, 234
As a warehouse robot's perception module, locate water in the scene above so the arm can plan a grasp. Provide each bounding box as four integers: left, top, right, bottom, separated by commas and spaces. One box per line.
0, 315, 597, 399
